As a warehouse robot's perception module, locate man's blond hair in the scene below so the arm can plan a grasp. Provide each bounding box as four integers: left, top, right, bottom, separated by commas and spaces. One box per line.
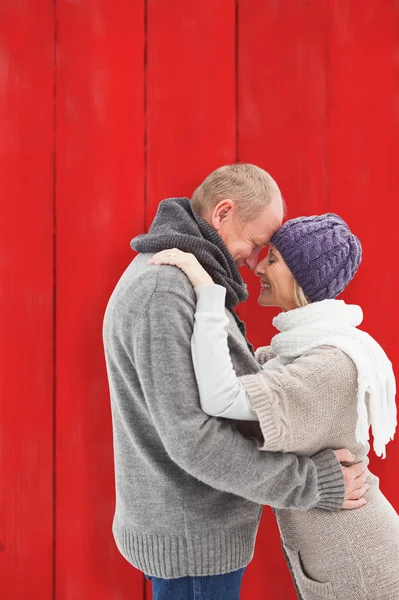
191, 163, 281, 224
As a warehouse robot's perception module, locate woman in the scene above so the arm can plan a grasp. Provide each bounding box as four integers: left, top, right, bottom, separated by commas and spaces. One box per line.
149, 213, 399, 600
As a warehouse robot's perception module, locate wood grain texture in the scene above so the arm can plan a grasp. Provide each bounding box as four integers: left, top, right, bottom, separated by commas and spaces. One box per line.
238, 0, 330, 350
238, 4, 330, 595
145, 0, 237, 227
1, 1, 399, 598
238, 2, 399, 598
145, 0, 236, 596
328, 0, 399, 503
0, 2, 54, 597
55, 1, 145, 598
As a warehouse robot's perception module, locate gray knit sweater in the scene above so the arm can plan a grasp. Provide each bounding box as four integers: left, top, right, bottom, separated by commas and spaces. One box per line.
102, 253, 346, 578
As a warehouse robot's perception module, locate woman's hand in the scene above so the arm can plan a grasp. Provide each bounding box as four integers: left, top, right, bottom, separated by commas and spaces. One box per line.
148, 248, 214, 287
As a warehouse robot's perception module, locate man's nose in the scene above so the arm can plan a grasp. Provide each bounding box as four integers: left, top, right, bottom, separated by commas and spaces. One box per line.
244, 249, 261, 271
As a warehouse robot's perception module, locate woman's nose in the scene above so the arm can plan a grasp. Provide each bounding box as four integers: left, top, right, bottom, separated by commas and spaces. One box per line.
254, 258, 267, 277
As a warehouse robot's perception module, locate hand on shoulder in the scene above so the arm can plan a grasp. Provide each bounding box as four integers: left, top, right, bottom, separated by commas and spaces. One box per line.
148, 248, 214, 287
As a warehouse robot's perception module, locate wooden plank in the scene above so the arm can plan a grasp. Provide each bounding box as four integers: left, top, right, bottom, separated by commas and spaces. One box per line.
145, 0, 236, 224
238, 1, 329, 598
55, 1, 145, 598
0, 2, 54, 598
238, 0, 330, 344
145, 0, 236, 596
329, 0, 399, 503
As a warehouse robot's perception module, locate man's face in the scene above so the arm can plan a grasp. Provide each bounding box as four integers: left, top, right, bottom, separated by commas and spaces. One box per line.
217, 197, 284, 270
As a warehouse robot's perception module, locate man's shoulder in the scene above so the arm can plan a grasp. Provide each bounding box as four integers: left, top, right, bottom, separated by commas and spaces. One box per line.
107, 253, 195, 317
132, 253, 195, 297
104, 254, 198, 342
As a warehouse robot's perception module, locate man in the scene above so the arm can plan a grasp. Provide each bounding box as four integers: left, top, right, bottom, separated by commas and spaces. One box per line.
103, 164, 368, 600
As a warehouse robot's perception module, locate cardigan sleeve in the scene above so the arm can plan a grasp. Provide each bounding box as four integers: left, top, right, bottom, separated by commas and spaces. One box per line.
240, 347, 353, 453
192, 284, 258, 420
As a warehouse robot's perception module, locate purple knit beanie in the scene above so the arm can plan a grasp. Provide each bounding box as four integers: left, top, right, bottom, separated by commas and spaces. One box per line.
270, 213, 362, 303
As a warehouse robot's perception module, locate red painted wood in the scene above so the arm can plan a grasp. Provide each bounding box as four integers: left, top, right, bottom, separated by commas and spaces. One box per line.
0, 3, 54, 598
145, 0, 237, 225
145, 0, 236, 596
239, 2, 330, 598
55, 1, 145, 598
238, 0, 330, 345
2, 2, 399, 599
328, 0, 399, 505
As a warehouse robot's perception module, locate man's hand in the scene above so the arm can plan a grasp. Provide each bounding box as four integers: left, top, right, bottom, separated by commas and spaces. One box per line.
333, 449, 369, 509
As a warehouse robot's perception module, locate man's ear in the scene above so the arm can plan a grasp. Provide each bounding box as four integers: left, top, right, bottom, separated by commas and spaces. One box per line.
210, 200, 235, 232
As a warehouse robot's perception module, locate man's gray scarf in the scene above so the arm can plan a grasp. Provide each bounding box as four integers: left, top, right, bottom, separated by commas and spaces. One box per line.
131, 197, 253, 352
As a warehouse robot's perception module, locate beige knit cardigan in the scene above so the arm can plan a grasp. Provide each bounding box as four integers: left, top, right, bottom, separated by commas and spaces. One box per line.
241, 345, 399, 600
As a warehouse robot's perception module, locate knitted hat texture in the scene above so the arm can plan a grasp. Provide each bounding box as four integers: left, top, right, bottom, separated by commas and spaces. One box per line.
270, 213, 362, 302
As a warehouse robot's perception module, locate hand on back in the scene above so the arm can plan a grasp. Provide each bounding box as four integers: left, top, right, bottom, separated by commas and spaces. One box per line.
333, 449, 369, 509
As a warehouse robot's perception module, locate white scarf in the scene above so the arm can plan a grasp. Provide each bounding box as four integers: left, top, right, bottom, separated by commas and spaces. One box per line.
264, 299, 397, 458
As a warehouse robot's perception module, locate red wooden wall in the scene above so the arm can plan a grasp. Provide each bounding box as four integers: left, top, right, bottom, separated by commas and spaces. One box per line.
1, 1, 398, 598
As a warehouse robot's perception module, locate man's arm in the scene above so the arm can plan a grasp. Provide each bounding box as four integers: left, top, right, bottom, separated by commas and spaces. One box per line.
132, 286, 345, 511
255, 346, 276, 365
191, 285, 258, 420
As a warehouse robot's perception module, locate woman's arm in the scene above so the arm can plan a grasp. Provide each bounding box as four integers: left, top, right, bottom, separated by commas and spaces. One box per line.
147, 250, 353, 452
240, 346, 357, 453
148, 248, 258, 420
192, 284, 258, 420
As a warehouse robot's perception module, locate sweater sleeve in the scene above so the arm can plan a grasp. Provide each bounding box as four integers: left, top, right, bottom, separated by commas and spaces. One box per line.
240, 347, 351, 453
132, 282, 345, 511
192, 284, 258, 421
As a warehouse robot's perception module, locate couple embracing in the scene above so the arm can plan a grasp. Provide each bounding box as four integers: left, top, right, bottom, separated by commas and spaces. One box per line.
103, 164, 399, 600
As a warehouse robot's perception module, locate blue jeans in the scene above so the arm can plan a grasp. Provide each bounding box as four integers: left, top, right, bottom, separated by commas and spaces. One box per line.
145, 568, 246, 600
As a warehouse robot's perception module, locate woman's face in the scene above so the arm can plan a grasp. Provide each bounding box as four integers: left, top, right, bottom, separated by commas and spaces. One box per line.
255, 245, 298, 311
